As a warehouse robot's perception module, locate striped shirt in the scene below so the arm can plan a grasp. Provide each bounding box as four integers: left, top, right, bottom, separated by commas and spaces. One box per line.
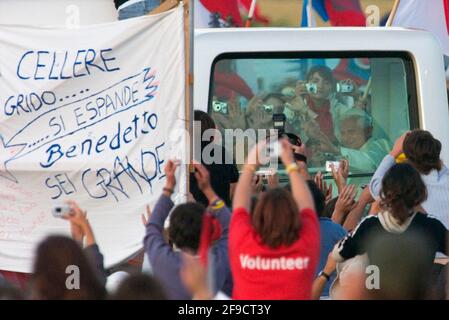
369, 155, 449, 230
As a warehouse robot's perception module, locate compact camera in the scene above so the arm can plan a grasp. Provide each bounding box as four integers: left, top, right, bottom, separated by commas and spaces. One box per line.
336, 81, 354, 93
212, 100, 228, 114
306, 83, 318, 94
262, 104, 274, 113
52, 204, 72, 218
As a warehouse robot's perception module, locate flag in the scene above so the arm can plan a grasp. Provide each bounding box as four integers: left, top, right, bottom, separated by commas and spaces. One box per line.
195, 0, 243, 28
238, 0, 270, 25
198, 212, 222, 266
301, 0, 365, 27
392, 0, 449, 56
333, 58, 371, 85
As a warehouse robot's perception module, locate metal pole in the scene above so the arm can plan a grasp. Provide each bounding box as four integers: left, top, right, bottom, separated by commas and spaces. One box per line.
307, 0, 314, 27
245, 0, 258, 28
386, 0, 401, 27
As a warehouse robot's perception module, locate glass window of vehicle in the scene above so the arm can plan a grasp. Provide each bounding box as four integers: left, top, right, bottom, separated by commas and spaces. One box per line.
208, 53, 418, 186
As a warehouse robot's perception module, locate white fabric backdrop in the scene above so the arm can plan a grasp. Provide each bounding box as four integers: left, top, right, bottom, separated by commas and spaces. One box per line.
0, 6, 187, 272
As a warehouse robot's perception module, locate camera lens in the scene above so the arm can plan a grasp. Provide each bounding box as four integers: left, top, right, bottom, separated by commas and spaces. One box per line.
56, 208, 61, 213
212, 102, 221, 112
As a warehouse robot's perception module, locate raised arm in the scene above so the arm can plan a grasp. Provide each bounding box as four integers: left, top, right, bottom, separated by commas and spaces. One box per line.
232, 140, 266, 211
279, 139, 315, 211
369, 132, 409, 198
144, 160, 178, 260
64, 201, 106, 285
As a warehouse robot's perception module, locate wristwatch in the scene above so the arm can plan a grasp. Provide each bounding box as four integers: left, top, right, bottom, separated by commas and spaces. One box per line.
318, 271, 331, 282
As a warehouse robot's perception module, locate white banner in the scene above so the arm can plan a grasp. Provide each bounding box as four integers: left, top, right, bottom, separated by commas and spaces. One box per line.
0, 6, 187, 272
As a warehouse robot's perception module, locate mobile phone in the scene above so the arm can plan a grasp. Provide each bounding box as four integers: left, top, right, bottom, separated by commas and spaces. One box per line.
52, 204, 72, 218
325, 161, 340, 172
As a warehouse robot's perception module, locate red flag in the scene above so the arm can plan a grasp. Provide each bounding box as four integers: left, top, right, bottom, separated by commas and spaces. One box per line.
239, 0, 270, 25
325, 0, 366, 26
199, 0, 243, 27
198, 212, 222, 266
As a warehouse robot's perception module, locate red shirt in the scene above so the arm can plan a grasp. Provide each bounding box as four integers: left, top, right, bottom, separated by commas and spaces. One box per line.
306, 96, 337, 143
229, 207, 320, 300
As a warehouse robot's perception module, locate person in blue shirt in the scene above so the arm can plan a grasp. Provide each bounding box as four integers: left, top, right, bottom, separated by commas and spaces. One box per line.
306, 181, 347, 298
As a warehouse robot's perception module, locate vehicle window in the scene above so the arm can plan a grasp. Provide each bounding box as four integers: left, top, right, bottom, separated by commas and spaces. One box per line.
208, 53, 418, 184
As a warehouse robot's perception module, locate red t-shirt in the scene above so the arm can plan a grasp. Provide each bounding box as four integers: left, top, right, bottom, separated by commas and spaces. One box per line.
229, 207, 320, 300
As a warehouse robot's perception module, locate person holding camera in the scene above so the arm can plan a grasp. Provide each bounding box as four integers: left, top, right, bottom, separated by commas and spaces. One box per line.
287, 65, 355, 145
312, 108, 391, 173
230, 139, 319, 299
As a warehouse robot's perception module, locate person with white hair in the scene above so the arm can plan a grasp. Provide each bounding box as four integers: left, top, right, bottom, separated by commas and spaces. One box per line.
315, 108, 391, 173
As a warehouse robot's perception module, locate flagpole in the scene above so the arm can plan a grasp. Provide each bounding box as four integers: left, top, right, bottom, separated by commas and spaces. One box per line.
386, 0, 401, 27
307, 0, 313, 27
245, 0, 258, 28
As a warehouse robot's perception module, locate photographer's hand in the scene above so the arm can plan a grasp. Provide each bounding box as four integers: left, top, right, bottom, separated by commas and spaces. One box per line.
64, 201, 96, 247
163, 160, 178, 197
192, 163, 218, 204
295, 80, 308, 96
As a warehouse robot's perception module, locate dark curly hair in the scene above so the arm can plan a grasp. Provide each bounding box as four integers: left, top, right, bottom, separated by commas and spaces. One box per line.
380, 163, 428, 224
403, 130, 442, 174
168, 202, 206, 252
306, 65, 336, 87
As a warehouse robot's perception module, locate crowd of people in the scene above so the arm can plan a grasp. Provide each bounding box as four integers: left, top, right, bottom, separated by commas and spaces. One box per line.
0, 107, 447, 299
211, 62, 391, 173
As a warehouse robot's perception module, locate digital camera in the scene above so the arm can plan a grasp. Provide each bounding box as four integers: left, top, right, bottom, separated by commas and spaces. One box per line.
262, 104, 274, 113
212, 100, 228, 114
52, 204, 72, 218
306, 83, 318, 94
336, 81, 354, 93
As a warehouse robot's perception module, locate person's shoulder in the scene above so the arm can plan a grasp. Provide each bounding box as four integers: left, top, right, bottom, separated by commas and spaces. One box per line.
351, 215, 381, 233
414, 212, 445, 227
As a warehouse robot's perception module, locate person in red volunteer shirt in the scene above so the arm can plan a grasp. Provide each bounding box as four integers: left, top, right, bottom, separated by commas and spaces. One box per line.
230, 139, 320, 300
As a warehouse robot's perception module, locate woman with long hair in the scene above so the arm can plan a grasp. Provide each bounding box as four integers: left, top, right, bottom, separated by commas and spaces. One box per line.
229, 139, 320, 299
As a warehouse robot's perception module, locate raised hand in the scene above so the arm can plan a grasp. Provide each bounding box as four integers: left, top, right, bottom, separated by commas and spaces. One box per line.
141, 205, 152, 226
332, 184, 357, 224
192, 163, 211, 192
251, 175, 264, 193
164, 159, 179, 189
314, 171, 333, 203
64, 200, 95, 246
331, 159, 349, 194
227, 99, 246, 130
279, 139, 294, 167
390, 131, 410, 158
